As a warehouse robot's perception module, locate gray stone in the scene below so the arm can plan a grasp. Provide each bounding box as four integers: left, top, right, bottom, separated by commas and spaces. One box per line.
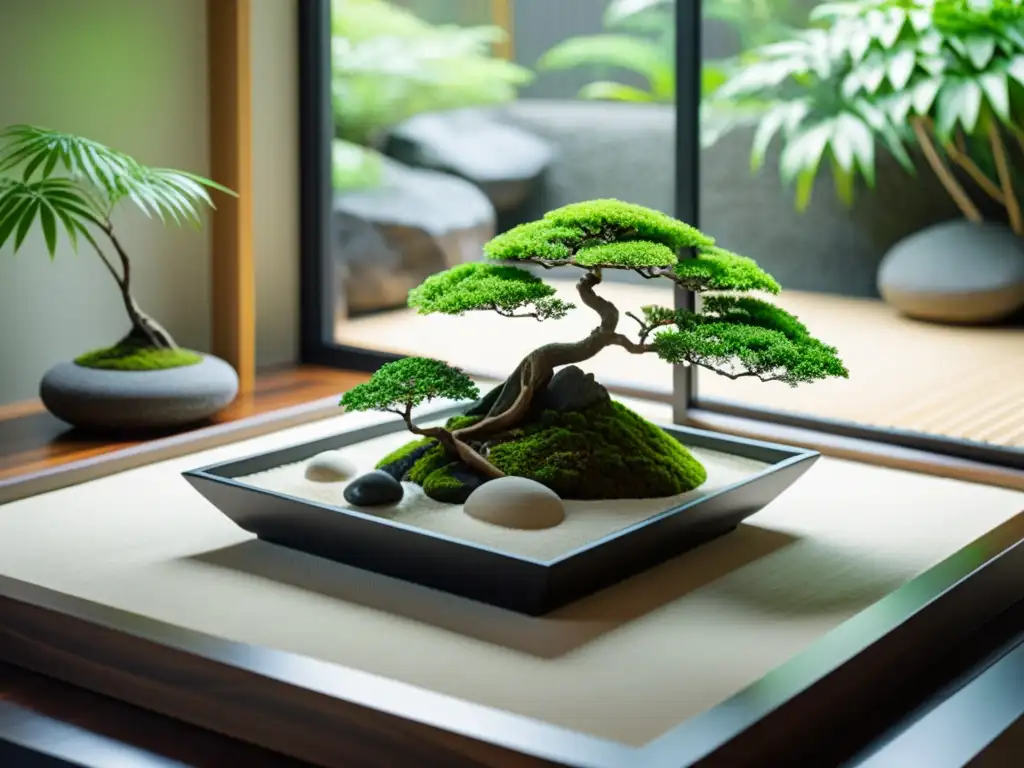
385, 108, 554, 211
39, 355, 238, 431
304, 451, 358, 482
878, 220, 1024, 323
333, 157, 495, 315
343, 470, 404, 507
539, 365, 611, 413
464, 476, 565, 530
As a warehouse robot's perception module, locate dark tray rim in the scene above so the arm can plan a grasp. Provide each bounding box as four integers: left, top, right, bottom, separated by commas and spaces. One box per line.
182, 401, 820, 568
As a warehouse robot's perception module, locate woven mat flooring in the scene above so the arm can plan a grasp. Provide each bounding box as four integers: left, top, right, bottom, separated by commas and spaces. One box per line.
337, 281, 1024, 448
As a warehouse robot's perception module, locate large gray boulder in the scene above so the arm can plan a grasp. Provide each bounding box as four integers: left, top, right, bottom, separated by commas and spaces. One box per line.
384, 108, 555, 213
333, 158, 495, 316
878, 220, 1024, 324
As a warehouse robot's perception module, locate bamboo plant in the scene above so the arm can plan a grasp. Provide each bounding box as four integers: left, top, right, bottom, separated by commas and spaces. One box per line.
0, 125, 234, 363
711, 0, 1024, 229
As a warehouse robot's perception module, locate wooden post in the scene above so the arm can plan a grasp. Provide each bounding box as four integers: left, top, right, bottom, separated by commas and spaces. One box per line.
207, 0, 255, 393
491, 0, 514, 60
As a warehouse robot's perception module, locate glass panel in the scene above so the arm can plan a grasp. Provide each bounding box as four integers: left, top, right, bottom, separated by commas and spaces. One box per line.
698, 0, 1024, 455
327, 0, 678, 397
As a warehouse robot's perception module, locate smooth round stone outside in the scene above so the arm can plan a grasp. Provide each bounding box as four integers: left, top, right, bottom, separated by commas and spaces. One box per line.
464, 476, 566, 531
39, 354, 239, 431
343, 470, 404, 507
305, 451, 358, 482
878, 220, 1024, 323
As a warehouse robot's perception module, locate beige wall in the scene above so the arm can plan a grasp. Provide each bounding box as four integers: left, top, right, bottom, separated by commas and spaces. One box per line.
0, 0, 299, 404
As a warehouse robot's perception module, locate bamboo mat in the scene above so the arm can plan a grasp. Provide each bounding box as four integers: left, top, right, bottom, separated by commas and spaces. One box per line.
337, 282, 1024, 448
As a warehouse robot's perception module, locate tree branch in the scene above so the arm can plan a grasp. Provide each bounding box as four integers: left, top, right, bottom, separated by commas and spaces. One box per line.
988, 123, 1023, 235
912, 117, 983, 223
86, 238, 125, 288
576, 269, 620, 333
492, 305, 542, 320
944, 137, 1005, 204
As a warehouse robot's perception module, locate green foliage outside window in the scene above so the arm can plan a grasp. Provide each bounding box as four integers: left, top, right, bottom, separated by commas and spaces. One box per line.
330, 0, 532, 190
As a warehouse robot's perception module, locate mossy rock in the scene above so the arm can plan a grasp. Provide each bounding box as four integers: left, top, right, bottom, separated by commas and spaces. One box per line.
376, 400, 706, 503
74, 343, 203, 371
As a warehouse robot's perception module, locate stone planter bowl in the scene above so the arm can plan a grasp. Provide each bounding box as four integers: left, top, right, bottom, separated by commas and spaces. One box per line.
40, 354, 239, 431
877, 220, 1024, 324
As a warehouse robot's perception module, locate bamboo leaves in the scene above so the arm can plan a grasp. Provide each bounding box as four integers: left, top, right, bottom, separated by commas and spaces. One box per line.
0, 125, 236, 259
0, 178, 103, 258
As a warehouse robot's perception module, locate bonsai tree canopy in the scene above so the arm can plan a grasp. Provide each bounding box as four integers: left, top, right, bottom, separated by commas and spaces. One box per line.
342, 199, 848, 491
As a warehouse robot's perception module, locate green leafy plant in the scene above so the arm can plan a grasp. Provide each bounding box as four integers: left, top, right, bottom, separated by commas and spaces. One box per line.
344, 199, 847, 482
330, 0, 533, 190
0, 125, 235, 362
535, 0, 809, 105
712, 0, 1024, 224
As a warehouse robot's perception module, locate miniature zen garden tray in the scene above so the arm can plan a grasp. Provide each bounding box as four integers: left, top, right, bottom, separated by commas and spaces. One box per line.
183, 400, 820, 615
1, 396, 1023, 767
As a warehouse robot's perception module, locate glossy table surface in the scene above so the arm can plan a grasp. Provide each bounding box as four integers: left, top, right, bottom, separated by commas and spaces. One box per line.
2, 604, 1021, 768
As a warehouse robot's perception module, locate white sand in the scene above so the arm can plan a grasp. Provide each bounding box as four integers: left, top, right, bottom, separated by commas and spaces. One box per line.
240, 421, 770, 562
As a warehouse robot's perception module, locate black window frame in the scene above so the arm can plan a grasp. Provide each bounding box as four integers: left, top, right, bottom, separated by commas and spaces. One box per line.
297, 0, 1023, 471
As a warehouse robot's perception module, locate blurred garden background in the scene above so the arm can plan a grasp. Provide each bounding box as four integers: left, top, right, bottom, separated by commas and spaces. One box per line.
327, 0, 1024, 454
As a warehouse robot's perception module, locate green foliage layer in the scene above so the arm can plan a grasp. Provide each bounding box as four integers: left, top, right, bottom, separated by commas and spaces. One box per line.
379, 400, 707, 502
485, 199, 714, 267
574, 240, 678, 268
675, 246, 781, 293
408, 262, 574, 319
340, 357, 479, 413
74, 344, 202, 371
652, 296, 848, 386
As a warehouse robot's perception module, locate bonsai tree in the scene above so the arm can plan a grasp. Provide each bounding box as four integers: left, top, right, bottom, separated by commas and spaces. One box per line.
330, 0, 532, 190
710, 0, 1024, 225
342, 199, 847, 496
0, 125, 234, 368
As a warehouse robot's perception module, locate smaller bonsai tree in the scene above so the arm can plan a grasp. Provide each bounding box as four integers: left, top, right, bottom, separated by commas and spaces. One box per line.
341, 199, 848, 500
340, 356, 536, 480
0, 125, 235, 369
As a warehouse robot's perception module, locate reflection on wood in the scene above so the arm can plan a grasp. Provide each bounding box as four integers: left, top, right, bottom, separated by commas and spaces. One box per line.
0, 366, 369, 490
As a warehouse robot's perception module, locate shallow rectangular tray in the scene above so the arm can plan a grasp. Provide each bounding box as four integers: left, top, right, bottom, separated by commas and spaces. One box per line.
183, 402, 820, 615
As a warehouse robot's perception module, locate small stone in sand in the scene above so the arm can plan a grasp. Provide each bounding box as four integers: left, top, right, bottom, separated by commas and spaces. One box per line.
464, 477, 565, 530
344, 470, 403, 507
304, 451, 358, 482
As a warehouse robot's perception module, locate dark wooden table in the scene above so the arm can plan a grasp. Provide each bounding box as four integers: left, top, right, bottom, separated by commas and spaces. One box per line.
0, 365, 368, 485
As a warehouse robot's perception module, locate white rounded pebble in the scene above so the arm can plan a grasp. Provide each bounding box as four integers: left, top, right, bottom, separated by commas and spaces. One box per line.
464, 476, 565, 530
304, 451, 358, 482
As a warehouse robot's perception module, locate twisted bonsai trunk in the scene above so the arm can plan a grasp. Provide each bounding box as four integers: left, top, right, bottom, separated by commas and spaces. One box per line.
475, 268, 648, 426
92, 222, 178, 349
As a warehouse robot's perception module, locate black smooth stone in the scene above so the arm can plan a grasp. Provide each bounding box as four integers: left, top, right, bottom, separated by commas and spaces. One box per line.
343, 470, 404, 507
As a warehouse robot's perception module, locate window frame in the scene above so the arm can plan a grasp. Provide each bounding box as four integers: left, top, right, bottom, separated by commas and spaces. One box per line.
297, 0, 1023, 472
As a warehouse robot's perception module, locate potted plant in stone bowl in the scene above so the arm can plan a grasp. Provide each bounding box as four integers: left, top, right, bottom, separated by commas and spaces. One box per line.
711, 0, 1024, 324
0, 124, 239, 431
339, 199, 848, 512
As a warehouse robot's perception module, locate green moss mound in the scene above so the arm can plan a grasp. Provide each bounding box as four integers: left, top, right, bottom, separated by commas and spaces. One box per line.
376, 400, 706, 502
74, 344, 203, 371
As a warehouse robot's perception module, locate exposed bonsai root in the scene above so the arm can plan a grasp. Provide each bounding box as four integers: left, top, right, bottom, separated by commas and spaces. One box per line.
118, 302, 178, 350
